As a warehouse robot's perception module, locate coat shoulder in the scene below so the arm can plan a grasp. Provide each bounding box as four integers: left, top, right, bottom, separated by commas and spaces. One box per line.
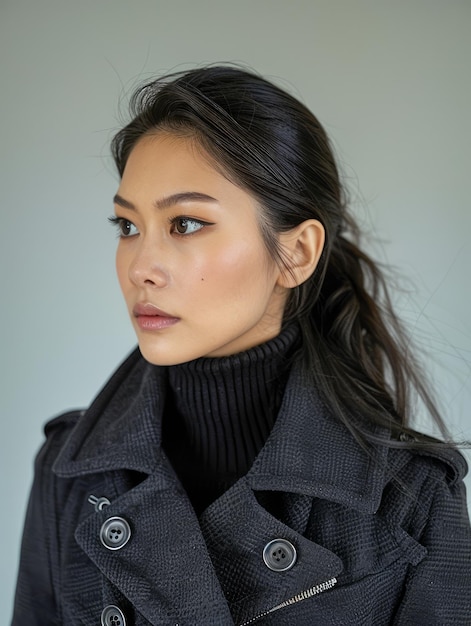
390, 441, 468, 488
38, 409, 84, 471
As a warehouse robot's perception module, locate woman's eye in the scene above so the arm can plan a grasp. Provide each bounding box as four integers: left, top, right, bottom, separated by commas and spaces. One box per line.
109, 217, 139, 238
172, 217, 207, 235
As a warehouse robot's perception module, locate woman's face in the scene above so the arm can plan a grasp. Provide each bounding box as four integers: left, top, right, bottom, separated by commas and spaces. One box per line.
114, 132, 289, 365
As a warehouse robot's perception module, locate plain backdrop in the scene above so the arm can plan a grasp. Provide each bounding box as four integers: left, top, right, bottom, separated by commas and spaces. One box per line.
2, 0, 470, 616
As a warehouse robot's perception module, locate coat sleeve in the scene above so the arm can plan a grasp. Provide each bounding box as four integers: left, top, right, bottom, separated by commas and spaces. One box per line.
393, 469, 471, 625
11, 413, 80, 626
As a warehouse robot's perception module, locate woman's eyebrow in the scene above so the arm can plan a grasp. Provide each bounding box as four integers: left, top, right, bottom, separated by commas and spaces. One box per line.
113, 193, 136, 210
113, 192, 219, 211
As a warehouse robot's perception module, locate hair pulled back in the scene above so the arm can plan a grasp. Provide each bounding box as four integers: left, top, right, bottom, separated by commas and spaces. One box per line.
111, 65, 450, 453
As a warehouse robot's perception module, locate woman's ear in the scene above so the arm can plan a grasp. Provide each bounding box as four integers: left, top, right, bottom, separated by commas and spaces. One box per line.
276, 219, 325, 288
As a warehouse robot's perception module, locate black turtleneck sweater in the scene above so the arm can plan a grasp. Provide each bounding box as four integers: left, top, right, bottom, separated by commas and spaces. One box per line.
162, 324, 300, 514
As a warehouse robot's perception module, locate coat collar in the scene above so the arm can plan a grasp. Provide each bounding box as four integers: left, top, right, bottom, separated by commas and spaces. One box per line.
246, 364, 389, 513
54, 347, 391, 514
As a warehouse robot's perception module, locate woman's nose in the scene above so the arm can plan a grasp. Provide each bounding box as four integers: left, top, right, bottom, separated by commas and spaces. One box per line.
128, 240, 169, 288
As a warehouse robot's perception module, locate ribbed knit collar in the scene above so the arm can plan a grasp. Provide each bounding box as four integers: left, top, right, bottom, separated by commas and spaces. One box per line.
163, 324, 300, 494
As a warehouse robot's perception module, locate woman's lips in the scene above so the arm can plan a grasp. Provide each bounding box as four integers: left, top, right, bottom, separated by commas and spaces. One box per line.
133, 303, 180, 331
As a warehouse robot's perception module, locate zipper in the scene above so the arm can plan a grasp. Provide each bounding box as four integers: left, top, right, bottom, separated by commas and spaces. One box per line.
239, 577, 337, 625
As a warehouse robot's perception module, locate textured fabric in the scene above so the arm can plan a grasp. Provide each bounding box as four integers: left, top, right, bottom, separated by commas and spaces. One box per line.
164, 324, 299, 512
11, 348, 471, 625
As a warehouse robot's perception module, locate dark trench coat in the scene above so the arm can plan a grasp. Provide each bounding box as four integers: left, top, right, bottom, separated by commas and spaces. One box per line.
12, 349, 471, 625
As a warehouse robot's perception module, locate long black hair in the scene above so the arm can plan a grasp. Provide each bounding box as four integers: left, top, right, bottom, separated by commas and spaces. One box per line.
111, 65, 453, 453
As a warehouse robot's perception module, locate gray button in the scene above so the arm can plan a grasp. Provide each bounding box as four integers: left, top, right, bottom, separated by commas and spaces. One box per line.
100, 516, 131, 550
101, 605, 126, 625
263, 538, 297, 572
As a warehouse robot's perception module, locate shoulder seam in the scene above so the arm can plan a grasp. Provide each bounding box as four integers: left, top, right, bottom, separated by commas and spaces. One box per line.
415, 447, 468, 486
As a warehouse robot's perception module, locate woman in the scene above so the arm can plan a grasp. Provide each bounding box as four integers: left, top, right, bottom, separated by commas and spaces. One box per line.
12, 66, 470, 625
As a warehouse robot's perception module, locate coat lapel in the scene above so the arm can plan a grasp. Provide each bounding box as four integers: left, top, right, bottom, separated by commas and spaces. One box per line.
74, 471, 234, 624
52, 348, 395, 624
53, 350, 164, 477
200, 479, 342, 625
246, 361, 389, 514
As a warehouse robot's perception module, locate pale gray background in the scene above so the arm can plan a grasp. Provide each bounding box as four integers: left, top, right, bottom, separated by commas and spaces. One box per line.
2, 0, 470, 617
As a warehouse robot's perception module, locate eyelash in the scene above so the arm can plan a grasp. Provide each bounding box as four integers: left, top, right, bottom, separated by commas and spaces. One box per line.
168, 215, 214, 236
108, 216, 137, 238
108, 215, 214, 238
